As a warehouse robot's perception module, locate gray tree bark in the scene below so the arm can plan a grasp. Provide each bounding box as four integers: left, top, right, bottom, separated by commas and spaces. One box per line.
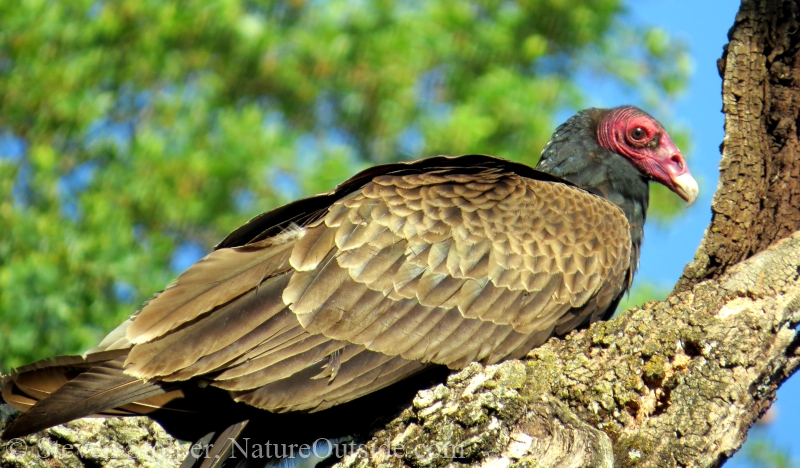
3, 0, 800, 467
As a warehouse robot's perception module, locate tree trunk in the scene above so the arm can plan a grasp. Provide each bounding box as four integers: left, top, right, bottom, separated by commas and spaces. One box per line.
677, 0, 800, 290
3, 0, 800, 467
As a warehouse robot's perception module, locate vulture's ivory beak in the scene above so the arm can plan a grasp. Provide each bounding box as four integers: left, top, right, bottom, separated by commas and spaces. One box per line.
672, 172, 699, 206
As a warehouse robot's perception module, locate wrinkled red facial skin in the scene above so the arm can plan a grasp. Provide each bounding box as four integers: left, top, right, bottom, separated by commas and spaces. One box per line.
596, 106, 690, 194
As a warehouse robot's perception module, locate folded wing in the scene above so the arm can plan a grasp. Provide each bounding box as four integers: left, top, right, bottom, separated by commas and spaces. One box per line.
121, 157, 631, 413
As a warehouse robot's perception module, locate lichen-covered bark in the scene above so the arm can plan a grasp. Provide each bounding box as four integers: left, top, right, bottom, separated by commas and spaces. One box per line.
0, 415, 185, 467
335, 361, 614, 468
3, 1, 800, 467
678, 0, 800, 290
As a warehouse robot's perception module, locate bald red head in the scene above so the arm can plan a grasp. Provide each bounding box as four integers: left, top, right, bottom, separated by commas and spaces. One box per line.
596, 106, 698, 205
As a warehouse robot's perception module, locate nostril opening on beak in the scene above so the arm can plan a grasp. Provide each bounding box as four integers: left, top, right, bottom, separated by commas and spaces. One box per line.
671, 154, 685, 171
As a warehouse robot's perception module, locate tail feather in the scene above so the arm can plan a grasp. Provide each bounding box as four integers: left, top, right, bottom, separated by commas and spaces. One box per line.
2, 351, 125, 413
1, 387, 36, 412
1, 355, 173, 439
117, 391, 193, 415
181, 431, 219, 468
12, 350, 124, 374
199, 421, 250, 468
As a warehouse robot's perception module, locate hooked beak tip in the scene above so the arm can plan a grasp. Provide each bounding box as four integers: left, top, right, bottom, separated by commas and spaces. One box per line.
673, 172, 699, 206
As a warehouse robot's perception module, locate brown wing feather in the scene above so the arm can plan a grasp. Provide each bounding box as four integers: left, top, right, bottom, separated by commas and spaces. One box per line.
126, 231, 300, 345
2, 357, 170, 439
278, 170, 630, 365
230, 347, 426, 412
124, 274, 294, 378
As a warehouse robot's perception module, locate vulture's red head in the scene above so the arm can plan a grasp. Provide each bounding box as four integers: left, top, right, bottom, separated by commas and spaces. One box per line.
537, 106, 698, 207
595, 106, 698, 205
536, 105, 698, 256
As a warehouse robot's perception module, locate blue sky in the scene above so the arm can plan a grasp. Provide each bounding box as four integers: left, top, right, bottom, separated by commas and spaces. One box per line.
607, 1, 799, 464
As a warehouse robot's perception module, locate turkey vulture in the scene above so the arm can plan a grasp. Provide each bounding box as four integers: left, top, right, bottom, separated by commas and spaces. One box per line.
1, 106, 697, 466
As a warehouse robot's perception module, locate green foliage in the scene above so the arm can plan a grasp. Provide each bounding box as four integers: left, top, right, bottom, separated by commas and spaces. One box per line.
741, 432, 795, 468
0, 0, 690, 369
615, 282, 668, 316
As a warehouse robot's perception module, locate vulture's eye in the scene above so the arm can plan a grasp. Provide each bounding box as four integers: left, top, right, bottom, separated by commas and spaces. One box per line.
630, 127, 646, 141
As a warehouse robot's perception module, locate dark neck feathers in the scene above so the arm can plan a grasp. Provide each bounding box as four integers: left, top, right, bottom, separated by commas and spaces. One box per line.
535, 108, 649, 276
